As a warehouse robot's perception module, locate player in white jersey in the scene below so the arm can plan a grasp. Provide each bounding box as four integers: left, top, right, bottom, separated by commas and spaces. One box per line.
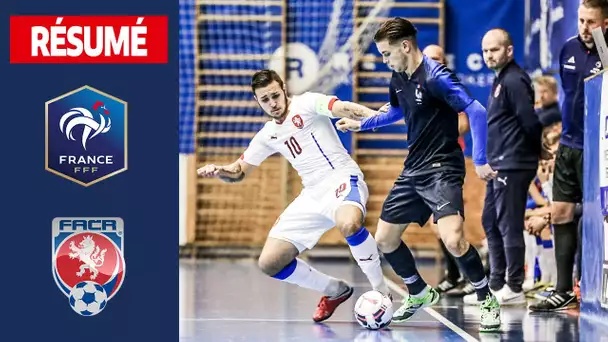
198, 69, 390, 322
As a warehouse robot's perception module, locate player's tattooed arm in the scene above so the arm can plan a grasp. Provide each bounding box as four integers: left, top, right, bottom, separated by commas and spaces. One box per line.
329, 101, 377, 120
197, 159, 255, 183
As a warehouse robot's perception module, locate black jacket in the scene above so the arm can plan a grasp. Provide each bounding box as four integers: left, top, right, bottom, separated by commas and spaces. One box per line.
486, 60, 542, 171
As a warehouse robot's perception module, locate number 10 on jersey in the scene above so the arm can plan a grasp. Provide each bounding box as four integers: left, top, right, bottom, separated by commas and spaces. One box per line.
284, 136, 302, 158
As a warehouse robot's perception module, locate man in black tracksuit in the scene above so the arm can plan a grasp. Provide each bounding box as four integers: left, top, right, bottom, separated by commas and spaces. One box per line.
477, 28, 543, 305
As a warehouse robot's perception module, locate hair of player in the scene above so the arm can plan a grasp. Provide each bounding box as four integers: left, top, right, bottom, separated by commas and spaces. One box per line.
373, 17, 418, 46
533, 75, 558, 95
582, 0, 608, 19
251, 69, 285, 94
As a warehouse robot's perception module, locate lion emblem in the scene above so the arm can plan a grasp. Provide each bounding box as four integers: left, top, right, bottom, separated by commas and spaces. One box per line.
68, 235, 107, 280
292, 114, 304, 129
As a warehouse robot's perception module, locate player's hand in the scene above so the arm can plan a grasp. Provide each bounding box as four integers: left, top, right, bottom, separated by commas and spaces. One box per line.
378, 102, 390, 113
475, 163, 498, 181
526, 215, 549, 236
197, 164, 222, 178
335, 118, 361, 132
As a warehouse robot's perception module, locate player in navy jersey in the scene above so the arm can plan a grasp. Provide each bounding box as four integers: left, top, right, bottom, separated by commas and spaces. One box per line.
336, 17, 501, 332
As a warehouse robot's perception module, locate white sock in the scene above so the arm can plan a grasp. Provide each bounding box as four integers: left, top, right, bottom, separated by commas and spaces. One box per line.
524, 231, 537, 282
274, 258, 341, 296
346, 227, 389, 295
541, 239, 557, 284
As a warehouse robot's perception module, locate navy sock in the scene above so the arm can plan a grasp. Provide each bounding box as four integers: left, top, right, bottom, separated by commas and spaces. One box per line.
554, 222, 578, 292
455, 245, 490, 301
383, 241, 427, 295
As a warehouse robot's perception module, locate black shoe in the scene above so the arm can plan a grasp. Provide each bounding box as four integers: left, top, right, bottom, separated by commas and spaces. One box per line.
528, 291, 578, 312
435, 277, 459, 293
445, 281, 475, 298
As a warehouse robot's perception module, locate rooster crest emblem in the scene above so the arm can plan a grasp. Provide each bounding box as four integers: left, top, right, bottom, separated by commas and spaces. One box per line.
59, 101, 112, 151
68, 235, 107, 280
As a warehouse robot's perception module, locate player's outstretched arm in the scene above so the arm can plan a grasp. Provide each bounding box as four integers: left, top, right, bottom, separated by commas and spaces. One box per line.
336, 104, 403, 132
197, 159, 256, 183
329, 100, 378, 120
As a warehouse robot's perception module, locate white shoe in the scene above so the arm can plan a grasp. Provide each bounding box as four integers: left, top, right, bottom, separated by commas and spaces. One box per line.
463, 292, 484, 305
494, 285, 526, 306
522, 279, 535, 292
479, 294, 501, 332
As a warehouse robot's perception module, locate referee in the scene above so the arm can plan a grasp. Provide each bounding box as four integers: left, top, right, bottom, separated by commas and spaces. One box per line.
472, 28, 544, 305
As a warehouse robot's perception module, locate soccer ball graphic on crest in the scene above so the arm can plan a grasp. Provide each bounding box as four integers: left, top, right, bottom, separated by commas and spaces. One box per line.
69, 281, 108, 316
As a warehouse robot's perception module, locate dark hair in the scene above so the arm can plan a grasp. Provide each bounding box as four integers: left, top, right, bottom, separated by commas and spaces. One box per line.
582, 0, 608, 18
251, 69, 285, 93
373, 17, 418, 45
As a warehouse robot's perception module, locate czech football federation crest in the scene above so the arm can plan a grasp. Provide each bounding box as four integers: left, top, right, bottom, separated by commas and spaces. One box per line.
52, 218, 126, 316
46, 85, 127, 186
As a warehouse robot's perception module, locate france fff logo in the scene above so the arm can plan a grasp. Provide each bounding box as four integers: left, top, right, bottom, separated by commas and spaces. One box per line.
45, 85, 127, 186
52, 218, 126, 316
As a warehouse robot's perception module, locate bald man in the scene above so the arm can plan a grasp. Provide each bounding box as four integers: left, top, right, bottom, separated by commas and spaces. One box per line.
469, 28, 543, 306
422, 44, 447, 64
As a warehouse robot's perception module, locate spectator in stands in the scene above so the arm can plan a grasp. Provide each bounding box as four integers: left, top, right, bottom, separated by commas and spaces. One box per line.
421, 44, 489, 298
525, 91, 583, 301
529, 0, 608, 312
463, 28, 544, 306
533, 75, 562, 130
522, 81, 562, 296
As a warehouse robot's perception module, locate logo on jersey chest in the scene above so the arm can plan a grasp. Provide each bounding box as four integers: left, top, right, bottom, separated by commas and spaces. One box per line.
591, 61, 603, 74
292, 114, 304, 129
415, 85, 423, 104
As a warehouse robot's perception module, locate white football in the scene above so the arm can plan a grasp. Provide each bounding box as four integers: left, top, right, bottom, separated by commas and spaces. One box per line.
68, 281, 108, 316
353, 290, 393, 330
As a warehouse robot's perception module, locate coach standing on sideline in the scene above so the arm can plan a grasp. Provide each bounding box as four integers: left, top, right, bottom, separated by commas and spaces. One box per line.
464, 28, 543, 306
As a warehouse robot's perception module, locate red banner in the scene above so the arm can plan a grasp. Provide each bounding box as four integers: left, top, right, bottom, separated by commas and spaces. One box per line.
10, 15, 168, 63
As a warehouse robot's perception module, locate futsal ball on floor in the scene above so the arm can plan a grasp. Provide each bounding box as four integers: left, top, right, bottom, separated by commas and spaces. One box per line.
354, 290, 393, 330
69, 281, 108, 316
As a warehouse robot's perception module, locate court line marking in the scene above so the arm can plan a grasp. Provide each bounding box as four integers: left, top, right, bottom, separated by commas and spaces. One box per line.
180, 318, 354, 323
384, 276, 479, 342
179, 317, 441, 324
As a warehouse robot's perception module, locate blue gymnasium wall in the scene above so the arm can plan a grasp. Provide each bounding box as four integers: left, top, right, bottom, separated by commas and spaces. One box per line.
583, 71, 608, 324
525, 0, 578, 73
525, 0, 579, 110
198, 2, 284, 151
445, 0, 525, 156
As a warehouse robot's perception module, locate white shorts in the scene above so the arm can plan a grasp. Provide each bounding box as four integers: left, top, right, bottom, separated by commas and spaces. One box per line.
268, 171, 369, 253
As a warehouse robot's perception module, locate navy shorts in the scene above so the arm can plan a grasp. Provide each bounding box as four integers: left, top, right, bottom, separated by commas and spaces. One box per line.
380, 170, 465, 226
